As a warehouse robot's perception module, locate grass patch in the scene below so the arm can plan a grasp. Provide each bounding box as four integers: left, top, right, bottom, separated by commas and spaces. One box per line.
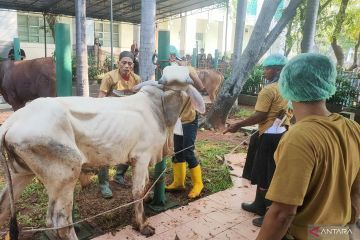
0, 139, 236, 232
196, 140, 234, 193
17, 178, 48, 228
234, 108, 254, 118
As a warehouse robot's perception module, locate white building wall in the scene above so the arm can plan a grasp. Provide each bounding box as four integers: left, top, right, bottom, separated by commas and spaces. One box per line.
0, 10, 18, 59
205, 21, 219, 56
185, 14, 197, 54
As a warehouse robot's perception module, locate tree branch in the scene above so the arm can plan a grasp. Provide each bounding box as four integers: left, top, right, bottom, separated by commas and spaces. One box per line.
258, 0, 304, 58
230, 0, 282, 94
319, 0, 333, 14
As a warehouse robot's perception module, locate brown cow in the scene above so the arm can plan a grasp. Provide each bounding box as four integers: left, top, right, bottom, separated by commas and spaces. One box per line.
197, 69, 224, 102
0, 58, 56, 111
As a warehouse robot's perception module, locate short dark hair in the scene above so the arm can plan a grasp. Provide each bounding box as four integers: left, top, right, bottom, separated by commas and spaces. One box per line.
119, 51, 134, 61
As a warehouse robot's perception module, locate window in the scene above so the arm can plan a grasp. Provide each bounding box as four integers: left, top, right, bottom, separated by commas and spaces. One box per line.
17, 14, 54, 44
95, 22, 119, 47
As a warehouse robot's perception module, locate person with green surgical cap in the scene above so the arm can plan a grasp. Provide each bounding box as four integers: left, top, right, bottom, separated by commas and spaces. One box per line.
257, 53, 360, 240
166, 46, 206, 199
224, 53, 291, 227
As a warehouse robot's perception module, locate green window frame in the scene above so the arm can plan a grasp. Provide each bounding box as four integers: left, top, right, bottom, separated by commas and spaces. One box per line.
95, 22, 119, 47
17, 14, 54, 44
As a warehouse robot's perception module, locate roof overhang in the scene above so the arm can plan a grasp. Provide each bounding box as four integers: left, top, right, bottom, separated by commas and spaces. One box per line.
0, 0, 228, 24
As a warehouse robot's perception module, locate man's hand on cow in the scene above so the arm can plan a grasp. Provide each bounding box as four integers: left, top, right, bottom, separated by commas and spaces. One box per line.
223, 122, 241, 134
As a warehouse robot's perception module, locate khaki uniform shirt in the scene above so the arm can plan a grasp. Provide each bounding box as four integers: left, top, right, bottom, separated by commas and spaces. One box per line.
255, 83, 289, 135
267, 114, 360, 240
99, 69, 140, 95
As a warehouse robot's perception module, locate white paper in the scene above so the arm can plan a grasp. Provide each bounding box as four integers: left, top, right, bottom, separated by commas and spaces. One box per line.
173, 118, 183, 136
265, 118, 286, 134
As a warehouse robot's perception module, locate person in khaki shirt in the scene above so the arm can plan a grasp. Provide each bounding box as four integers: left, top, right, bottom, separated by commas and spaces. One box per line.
165, 47, 206, 199
98, 51, 140, 199
257, 53, 360, 240
224, 54, 289, 227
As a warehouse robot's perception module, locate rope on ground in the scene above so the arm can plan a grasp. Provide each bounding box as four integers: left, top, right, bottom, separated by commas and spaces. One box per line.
228, 130, 259, 155
1, 145, 194, 235
21, 166, 167, 233
1, 130, 257, 235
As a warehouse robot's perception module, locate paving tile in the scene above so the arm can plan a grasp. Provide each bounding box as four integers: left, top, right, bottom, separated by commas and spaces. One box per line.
231, 219, 260, 240
207, 189, 255, 210
147, 213, 173, 234
150, 224, 206, 240
224, 153, 247, 165
165, 205, 200, 224
187, 197, 224, 214
212, 229, 250, 240
94, 171, 260, 240
206, 207, 254, 228
184, 216, 230, 239
93, 226, 145, 240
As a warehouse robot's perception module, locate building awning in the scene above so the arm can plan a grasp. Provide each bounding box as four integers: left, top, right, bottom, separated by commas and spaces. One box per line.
0, 0, 227, 24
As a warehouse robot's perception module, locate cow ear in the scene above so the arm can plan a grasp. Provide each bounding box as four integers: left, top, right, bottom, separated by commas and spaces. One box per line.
185, 85, 205, 114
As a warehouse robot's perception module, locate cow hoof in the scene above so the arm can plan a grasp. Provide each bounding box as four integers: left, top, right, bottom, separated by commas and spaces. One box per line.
140, 225, 155, 237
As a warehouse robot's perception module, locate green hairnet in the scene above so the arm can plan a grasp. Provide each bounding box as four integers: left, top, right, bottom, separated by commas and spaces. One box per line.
169, 45, 180, 59
262, 54, 287, 67
279, 53, 337, 102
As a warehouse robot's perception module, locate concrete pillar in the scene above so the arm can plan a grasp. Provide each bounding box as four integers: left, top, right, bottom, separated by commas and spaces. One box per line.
217, 21, 224, 53
13, 38, 21, 61
185, 15, 197, 54
55, 23, 72, 96
179, 17, 187, 56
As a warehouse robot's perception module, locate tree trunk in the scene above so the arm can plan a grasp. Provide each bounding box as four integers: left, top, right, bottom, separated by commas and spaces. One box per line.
206, 0, 303, 129
75, 0, 89, 96
331, 0, 350, 67
139, 0, 156, 81
285, 19, 294, 56
301, 0, 320, 52
232, 0, 247, 64
349, 32, 360, 71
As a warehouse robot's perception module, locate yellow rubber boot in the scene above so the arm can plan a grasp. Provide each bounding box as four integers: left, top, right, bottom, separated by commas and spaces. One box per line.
188, 165, 204, 199
166, 162, 186, 191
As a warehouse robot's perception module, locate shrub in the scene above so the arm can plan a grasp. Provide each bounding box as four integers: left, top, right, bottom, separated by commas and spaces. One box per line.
72, 56, 103, 82
241, 65, 264, 95
328, 71, 358, 107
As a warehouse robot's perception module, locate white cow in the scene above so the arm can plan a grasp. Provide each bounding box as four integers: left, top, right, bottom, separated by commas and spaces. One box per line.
0, 66, 205, 239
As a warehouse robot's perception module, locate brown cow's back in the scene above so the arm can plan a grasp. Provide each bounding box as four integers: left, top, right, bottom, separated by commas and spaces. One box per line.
197, 69, 224, 102
0, 57, 56, 110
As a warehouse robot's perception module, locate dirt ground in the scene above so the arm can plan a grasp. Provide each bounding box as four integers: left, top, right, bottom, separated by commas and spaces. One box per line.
0, 104, 254, 239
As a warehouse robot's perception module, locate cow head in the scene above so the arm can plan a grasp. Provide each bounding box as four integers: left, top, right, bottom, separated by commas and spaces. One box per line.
134, 66, 205, 120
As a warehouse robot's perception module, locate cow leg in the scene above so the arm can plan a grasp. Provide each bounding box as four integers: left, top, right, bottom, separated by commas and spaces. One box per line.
45, 179, 78, 240
0, 173, 33, 227
131, 157, 155, 237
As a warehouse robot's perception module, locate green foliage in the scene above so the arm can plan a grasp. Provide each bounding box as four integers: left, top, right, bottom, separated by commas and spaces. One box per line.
241, 65, 264, 95
17, 178, 48, 228
72, 56, 104, 82
234, 108, 254, 118
285, 0, 360, 56
328, 70, 358, 107
196, 140, 234, 193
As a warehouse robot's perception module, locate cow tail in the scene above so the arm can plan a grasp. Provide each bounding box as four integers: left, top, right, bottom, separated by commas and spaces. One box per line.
0, 131, 19, 240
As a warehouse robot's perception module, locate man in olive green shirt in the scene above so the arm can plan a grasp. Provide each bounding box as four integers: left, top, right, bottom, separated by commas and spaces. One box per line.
98, 51, 140, 199
257, 53, 360, 240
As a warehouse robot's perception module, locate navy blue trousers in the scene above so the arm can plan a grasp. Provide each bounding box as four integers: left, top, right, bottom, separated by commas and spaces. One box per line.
172, 116, 199, 169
